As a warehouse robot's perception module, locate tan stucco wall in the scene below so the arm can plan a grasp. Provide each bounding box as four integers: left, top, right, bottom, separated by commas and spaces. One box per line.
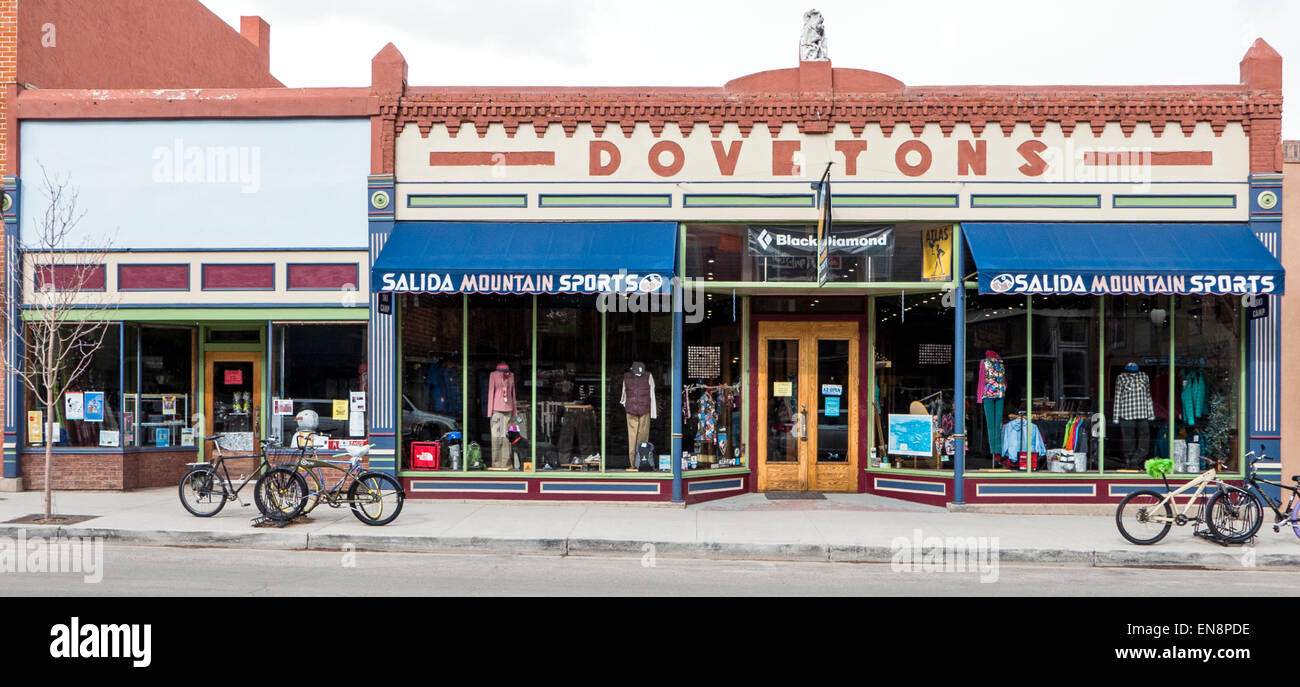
1281, 162, 1299, 484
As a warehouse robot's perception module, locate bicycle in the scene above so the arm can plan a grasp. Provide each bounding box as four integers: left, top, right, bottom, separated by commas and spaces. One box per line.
255, 432, 405, 526
179, 435, 283, 517
1203, 447, 1300, 543
1114, 457, 1244, 545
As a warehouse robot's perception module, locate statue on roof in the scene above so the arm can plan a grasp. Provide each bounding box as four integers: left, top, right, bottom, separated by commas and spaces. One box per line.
800, 9, 828, 61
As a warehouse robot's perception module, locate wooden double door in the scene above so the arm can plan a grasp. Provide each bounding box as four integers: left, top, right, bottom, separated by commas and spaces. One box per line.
757, 321, 860, 493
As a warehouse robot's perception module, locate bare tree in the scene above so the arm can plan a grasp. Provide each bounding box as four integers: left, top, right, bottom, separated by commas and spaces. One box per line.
2, 169, 117, 522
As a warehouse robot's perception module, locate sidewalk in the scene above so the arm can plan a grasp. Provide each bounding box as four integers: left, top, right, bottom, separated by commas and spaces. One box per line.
0, 489, 1297, 571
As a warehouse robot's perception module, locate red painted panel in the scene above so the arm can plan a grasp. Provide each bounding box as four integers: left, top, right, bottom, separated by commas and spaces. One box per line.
287, 263, 358, 290
429, 152, 555, 166
202, 264, 274, 290
119, 264, 189, 291
35, 264, 106, 291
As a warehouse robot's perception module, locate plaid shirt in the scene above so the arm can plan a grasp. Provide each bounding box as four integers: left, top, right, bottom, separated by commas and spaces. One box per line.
1113, 372, 1155, 421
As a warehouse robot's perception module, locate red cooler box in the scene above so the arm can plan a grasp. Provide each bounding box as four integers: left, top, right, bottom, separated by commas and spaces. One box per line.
410, 442, 441, 471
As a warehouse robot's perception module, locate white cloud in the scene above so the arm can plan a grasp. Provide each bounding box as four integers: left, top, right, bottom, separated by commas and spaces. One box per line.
200, 0, 1298, 137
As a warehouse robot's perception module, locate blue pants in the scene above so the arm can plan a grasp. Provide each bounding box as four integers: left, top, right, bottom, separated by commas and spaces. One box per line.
984, 397, 1004, 458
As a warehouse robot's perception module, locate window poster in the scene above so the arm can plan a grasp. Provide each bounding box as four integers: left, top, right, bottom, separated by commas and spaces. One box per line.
349, 411, 364, 437
155, 428, 170, 448
162, 395, 177, 416
888, 414, 934, 457
332, 400, 349, 421
99, 431, 120, 448
350, 392, 366, 413
273, 398, 294, 416
84, 392, 105, 423
27, 411, 43, 444
773, 381, 793, 398
181, 428, 195, 447
65, 392, 84, 421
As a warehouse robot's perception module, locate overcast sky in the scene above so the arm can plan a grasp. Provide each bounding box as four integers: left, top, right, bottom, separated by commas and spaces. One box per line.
201, 0, 1300, 138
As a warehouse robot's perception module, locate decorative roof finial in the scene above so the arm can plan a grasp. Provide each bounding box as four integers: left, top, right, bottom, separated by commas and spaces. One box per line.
800, 9, 828, 61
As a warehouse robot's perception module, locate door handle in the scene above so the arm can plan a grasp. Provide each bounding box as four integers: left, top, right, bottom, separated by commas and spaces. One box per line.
799, 403, 808, 442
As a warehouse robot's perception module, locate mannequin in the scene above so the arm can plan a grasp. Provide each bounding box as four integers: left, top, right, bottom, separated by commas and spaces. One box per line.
976, 350, 1007, 459
620, 361, 657, 467
1113, 362, 1155, 469
487, 363, 517, 469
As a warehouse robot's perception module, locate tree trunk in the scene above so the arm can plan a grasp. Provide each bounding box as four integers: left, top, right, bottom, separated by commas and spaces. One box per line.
44, 341, 53, 522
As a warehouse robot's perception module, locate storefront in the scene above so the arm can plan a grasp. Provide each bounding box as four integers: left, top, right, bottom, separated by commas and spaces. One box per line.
5, 107, 374, 490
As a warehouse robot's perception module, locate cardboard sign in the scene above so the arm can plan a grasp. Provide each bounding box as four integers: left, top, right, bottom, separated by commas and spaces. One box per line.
773, 382, 793, 398
27, 411, 43, 444
272, 398, 295, 416
332, 400, 349, 421
224, 369, 244, 385
99, 430, 120, 448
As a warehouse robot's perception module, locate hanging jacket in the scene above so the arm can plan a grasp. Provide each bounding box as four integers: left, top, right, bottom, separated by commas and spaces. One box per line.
1000, 417, 1045, 459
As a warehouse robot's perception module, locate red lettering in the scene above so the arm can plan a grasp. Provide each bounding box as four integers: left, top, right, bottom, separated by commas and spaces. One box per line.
589, 140, 621, 176
1017, 140, 1049, 177
772, 140, 802, 176
711, 140, 743, 176
957, 140, 987, 176
835, 140, 868, 176
648, 140, 685, 177
895, 140, 932, 177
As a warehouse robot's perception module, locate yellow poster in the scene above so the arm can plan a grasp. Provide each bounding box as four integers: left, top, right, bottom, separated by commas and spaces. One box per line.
922, 225, 954, 283
332, 400, 349, 421
773, 382, 793, 398
27, 411, 43, 444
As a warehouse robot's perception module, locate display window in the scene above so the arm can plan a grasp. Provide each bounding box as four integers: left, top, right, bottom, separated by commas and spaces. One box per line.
399, 294, 463, 468
605, 308, 672, 471
1173, 296, 1242, 473
270, 323, 367, 446
465, 295, 533, 471
875, 295, 955, 470
684, 223, 945, 283
25, 323, 123, 449
963, 295, 1029, 471
1105, 296, 1172, 472
1029, 296, 1101, 474
682, 297, 745, 471
133, 326, 196, 448
395, 291, 739, 475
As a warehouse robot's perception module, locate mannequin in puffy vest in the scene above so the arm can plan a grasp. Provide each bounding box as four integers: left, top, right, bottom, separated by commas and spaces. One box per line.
620, 362, 657, 468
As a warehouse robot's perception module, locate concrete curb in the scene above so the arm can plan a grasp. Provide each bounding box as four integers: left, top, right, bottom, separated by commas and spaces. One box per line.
2, 523, 1296, 570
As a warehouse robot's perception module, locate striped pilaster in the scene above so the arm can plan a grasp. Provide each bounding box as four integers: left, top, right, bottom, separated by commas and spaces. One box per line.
3, 176, 20, 479
367, 174, 397, 476
1247, 173, 1282, 486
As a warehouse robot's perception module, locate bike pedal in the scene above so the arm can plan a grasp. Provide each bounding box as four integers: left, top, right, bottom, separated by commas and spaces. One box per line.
1273, 525, 1280, 533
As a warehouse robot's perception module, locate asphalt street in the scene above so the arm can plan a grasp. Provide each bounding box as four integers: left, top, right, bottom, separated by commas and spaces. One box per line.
3, 544, 1298, 596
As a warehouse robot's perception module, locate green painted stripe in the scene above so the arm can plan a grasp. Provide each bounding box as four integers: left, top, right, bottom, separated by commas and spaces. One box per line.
971, 195, 1101, 208
683, 194, 814, 208
24, 307, 368, 322
834, 195, 959, 208
407, 195, 528, 208
1113, 195, 1237, 209
539, 194, 672, 208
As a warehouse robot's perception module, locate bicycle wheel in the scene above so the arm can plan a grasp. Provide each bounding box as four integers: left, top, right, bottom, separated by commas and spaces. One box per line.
178, 466, 227, 517
1116, 490, 1173, 545
347, 472, 404, 526
254, 468, 308, 521
1291, 498, 1300, 541
299, 470, 322, 516
1205, 487, 1262, 543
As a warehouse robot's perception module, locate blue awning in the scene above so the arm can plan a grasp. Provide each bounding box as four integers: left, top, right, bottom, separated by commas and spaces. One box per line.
372, 222, 678, 295
964, 223, 1285, 296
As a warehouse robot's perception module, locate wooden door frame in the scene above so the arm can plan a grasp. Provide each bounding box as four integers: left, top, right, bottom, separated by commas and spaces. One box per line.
756, 321, 860, 492
203, 351, 262, 441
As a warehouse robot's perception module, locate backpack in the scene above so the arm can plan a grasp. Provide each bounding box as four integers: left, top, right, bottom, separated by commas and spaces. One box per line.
466, 441, 485, 470
636, 442, 656, 472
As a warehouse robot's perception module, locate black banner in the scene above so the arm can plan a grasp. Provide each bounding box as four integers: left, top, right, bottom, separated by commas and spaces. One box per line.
748, 224, 893, 259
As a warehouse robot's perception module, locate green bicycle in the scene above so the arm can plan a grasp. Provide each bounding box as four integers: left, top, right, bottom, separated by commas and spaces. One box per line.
255, 433, 405, 526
